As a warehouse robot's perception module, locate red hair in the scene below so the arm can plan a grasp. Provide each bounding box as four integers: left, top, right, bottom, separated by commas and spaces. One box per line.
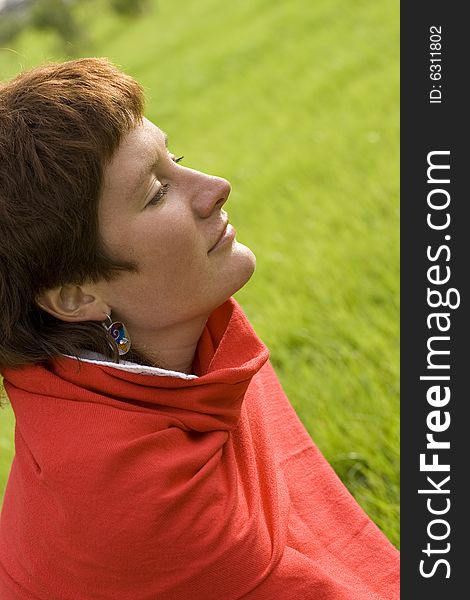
0, 58, 145, 368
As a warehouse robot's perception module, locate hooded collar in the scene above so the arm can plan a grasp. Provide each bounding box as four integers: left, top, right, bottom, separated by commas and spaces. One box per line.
3, 297, 270, 432
62, 351, 199, 380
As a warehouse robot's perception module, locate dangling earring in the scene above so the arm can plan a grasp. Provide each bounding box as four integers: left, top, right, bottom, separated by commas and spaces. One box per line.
103, 314, 131, 356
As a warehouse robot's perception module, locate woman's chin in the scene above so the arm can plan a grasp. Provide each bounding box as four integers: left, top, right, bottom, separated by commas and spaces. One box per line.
230, 247, 256, 299
213, 242, 256, 303
234, 240, 256, 278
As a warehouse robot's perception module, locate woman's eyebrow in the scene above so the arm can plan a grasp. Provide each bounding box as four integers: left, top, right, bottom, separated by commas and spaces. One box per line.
131, 131, 169, 198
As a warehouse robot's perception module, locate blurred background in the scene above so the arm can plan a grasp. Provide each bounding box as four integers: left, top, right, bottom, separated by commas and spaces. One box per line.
0, 0, 399, 547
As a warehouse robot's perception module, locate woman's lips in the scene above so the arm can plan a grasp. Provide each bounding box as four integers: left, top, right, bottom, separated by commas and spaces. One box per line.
208, 223, 236, 252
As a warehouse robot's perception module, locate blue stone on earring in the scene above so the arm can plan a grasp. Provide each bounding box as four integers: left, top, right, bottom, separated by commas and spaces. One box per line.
104, 315, 131, 356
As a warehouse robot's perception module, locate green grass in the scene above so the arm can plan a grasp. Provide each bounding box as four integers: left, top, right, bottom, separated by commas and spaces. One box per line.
0, 0, 399, 547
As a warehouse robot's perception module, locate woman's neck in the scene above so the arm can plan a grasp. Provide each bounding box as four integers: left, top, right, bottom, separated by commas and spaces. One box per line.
124, 315, 208, 374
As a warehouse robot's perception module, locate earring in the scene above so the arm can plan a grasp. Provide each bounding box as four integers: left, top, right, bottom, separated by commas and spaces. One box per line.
103, 314, 131, 356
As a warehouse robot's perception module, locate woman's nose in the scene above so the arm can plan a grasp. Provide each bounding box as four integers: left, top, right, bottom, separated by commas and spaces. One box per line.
192, 173, 231, 218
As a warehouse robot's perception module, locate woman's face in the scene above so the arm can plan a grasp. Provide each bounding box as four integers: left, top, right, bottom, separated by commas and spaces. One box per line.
94, 117, 256, 334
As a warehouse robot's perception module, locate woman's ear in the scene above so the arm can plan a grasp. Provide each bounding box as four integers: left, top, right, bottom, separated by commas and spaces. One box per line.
35, 285, 109, 323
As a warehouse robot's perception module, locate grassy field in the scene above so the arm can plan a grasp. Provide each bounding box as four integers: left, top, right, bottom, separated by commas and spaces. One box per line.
0, 0, 399, 547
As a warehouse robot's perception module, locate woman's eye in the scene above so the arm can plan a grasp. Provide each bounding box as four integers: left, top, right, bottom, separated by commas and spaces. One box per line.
174, 155, 184, 163
146, 183, 169, 207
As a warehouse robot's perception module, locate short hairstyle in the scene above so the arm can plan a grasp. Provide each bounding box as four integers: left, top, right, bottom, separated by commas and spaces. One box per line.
0, 58, 145, 369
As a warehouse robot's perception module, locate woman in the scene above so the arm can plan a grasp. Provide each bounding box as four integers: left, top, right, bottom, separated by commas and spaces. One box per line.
0, 58, 399, 599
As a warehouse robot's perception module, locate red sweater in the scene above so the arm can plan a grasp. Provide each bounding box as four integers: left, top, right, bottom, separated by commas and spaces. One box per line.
0, 298, 399, 599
